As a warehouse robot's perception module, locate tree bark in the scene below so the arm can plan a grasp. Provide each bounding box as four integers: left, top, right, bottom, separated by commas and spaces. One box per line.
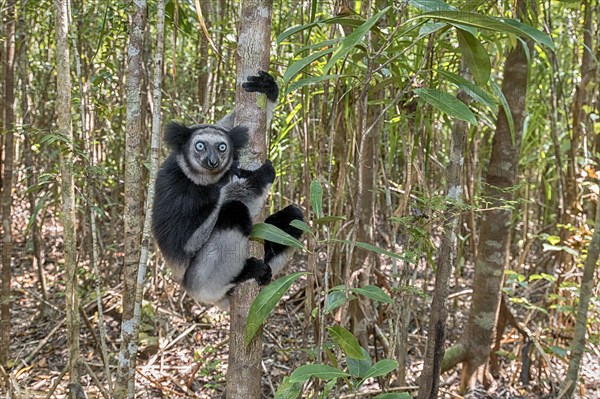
560, 0, 596, 264
55, 0, 82, 396
441, 1, 534, 390
0, 0, 16, 369
114, 0, 147, 397
417, 88, 469, 399
563, 186, 600, 397
460, 18, 531, 394
226, 1, 273, 398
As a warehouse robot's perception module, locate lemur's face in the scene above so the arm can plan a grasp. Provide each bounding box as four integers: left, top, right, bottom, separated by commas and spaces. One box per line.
180, 127, 234, 185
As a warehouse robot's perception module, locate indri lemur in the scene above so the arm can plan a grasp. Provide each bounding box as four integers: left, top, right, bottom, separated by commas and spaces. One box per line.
152, 72, 303, 310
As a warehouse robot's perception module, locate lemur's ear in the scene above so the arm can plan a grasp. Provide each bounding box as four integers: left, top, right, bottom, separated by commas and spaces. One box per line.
164, 122, 194, 151
228, 125, 249, 151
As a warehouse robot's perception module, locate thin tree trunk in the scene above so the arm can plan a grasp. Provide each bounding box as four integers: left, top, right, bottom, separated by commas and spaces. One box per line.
114, 0, 147, 397
463, 15, 531, 395
562, 180, 600, 398
0, 0, 16, 369
417, 85, 469, 399
55, 0, 82, 396
226, 1, 273, 398
442, 2, 533, 390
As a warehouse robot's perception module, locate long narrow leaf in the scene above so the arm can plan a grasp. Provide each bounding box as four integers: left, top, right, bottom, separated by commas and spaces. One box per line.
290, 364, 349, 383
330, 285, 393, 304
283, 48, 335, 83
415, 11, 554, 49
286, 74, 343, 95
310, 180, 323, 219
327, 326, 367, 360
490, 80, 515, 144
456, 29, 491, 85
245, 272, 307, 345
362, 359, 399, 381
436, 69, 497, 111
413, 88, 477, 124
250, 223, 305, 249
323, 7, 391, 74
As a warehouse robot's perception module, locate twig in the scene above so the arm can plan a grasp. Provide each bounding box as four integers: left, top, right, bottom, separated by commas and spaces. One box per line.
24, 321, 63, 365
44, 368, 68, 399
82, 361, 110, 399
338, 385, 418, 398
262, 360, 277, 397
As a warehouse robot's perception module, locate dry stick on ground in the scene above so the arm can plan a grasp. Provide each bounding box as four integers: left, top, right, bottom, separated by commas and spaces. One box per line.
225, 0, 273, 398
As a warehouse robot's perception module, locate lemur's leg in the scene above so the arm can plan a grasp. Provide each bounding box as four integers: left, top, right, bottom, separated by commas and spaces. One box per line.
231, 257, 272, 286
264, 205, 304, 275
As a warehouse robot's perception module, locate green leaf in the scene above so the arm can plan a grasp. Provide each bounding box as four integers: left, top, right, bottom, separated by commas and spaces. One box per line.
347, 347, 372, 378
409, 0, 455, 11
490, 80, 515, 144
289, 364, 350, 383
323, 7, 391, 74
277, 21, 320, 44
330, 285, 393, 304
362, 359, 399, 381
354, 241, 415, 263
324, 290, 353, 314
415, 11, 554, 49
456, 29, 491, 85
283, 48, 335, 83
286, 74, 343, 95
250, 223, 305, 249
290, 219, 314, 236
542, 243, 578, 257
245, 272, 307, 345
436, 69, 497, 111
310, 180, 324, 219
327, 326, 367, 360
546, 235, 561, 245
275, 376, 303, 399
413, 88, 477, 124
373, 393, 412, 399
350, 285, 394, 304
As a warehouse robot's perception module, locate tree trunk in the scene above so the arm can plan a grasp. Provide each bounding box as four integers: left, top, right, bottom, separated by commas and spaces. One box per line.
560, 0, 596, 264
55, 0, 82, 396
417, 88, 469, 399
114, 0, 147, 397
442, 2, 533, 391
0, 0, 16, 369
226, 1, 273, 398
563, 185, 600, 397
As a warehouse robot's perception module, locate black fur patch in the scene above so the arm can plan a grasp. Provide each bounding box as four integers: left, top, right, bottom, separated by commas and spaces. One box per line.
231, 257, 272, 286
228, 126, 249, 158
164, 122, 194, 152
242, 71, 279, 102
151, 154, 223, 264
264, 205, 304, 265
215, 201, 253, 236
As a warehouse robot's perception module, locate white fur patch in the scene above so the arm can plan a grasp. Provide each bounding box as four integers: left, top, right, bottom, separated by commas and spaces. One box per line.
183, 229, 249, 305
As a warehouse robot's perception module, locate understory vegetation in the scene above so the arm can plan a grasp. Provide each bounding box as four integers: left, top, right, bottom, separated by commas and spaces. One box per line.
0, 0, 598, 398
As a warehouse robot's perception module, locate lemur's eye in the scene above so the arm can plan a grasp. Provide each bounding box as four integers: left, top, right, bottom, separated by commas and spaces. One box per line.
217, 143, 227, 152
195, 142, 205, 151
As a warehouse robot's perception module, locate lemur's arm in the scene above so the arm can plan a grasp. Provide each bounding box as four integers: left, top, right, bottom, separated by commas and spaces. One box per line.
183, 161, 275, 254
215, 71, 279, 130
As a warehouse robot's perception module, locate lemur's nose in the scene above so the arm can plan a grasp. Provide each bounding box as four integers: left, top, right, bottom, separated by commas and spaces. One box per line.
207, 158, 218, 168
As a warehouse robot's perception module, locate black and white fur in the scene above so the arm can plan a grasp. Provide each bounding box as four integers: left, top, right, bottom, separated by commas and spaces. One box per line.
152, 72, 303, 310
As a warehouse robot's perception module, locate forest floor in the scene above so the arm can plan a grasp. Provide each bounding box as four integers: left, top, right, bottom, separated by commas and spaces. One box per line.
3, 213, 600, 398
